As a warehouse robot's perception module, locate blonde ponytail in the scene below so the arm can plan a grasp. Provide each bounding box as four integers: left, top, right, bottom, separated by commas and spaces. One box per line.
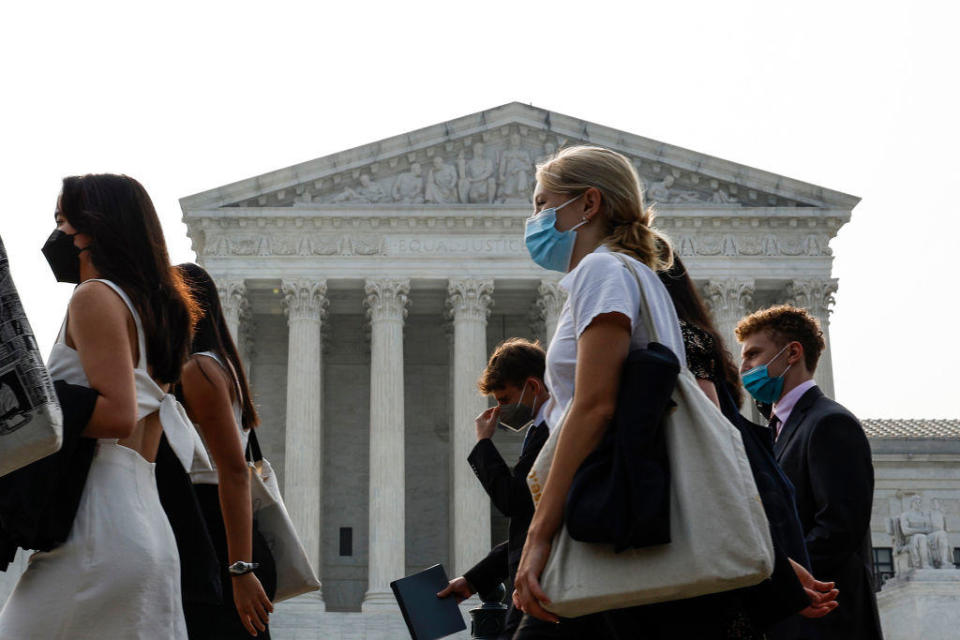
536, 145, 673, 271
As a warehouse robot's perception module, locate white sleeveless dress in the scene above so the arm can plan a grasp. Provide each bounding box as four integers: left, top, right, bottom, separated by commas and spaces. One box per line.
0, 279, 209, 639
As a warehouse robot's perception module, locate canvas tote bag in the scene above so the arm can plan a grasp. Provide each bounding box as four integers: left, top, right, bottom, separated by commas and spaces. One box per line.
247, 430, 321, 602
526, 254, 774, 618
0, 235, 62, 477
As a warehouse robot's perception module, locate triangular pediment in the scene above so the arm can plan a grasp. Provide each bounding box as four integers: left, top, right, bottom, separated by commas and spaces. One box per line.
180, 102, 859, 212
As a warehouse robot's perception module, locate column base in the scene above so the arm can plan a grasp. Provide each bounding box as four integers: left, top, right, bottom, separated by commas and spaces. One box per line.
361, 589, 399, 613
278, 589, 326, 612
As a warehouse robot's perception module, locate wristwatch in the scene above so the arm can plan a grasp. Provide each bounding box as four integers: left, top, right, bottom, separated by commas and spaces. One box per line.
227, 560, 260, 577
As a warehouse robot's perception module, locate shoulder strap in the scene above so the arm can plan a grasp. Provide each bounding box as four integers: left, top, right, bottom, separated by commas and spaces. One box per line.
81, 279, 148, 370
611, 253, 660, 343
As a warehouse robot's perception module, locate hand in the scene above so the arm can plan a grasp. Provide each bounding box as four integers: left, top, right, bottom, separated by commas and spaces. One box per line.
789, 558, 839, 619
436, 576, 475, 603
512, 534, 557, 623
232, 572, 274, 636
475, 406, 499, 441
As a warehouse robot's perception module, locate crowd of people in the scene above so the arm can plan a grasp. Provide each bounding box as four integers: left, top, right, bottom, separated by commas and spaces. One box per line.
440, 146, 881, 640
0, 144, 880, 639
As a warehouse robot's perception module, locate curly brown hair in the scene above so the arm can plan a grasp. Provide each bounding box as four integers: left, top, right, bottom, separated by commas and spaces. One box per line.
735, 305, 825, 372
477, 338, 545, 394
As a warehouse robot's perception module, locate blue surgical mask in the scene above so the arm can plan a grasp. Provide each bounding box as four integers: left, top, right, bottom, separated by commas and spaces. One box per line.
524, 195, 586, 272
741, 344, 792, 405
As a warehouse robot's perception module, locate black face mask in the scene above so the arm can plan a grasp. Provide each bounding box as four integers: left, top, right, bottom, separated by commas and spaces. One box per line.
41, 230, 85, 283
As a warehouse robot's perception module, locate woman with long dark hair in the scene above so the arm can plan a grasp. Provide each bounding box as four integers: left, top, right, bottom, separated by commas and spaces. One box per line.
657, 256, 839, 636
0, 174, 201, 637
176, 263, 275, 638
655, 256, 744, 410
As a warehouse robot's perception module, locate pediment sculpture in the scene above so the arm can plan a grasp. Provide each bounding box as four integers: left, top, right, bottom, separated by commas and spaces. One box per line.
222, 128, 802, 209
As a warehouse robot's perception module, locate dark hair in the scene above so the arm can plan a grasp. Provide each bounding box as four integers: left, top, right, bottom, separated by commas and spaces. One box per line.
59, 174, 198, 384
176, 263, 260, 430
657, 257, 744, 407
477, 338, 546, 394
735, 305, 825, 372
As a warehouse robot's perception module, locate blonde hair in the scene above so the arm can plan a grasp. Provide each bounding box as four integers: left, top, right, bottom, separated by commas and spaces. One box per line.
536, 145, 673, 271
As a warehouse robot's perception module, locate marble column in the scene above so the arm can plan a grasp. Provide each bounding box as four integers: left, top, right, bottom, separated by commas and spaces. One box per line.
535, 280, 566, 346
281, 278, 328, 607
362, 278, 410, 611
785, 278, 838, 398
217, 278, 251, 364
704, 278, 755, 410
446, 278, 494, 575
703, 278, 755, 366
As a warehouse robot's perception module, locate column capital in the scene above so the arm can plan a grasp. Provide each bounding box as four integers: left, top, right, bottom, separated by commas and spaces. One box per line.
217, 278, 251, 323
534, 279, 566, 322
785, 278, 838, 316
282, 279, 329, 322
364, 278, 410, 323
446, 278, 494, 322
703, 278, 755, 317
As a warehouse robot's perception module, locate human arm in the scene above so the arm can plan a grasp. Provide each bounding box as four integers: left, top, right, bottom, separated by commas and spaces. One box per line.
468, 406, 535, 517
513, 313, 631, 622
790, 558, 839, 618
181, 357, 272, 635
68, 282, 138, 438
696, 378, 720, 408
437, 541, 509, 604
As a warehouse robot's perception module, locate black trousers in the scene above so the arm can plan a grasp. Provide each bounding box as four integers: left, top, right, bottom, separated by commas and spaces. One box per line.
511, 592, 763, 640
184, 483, 278, 640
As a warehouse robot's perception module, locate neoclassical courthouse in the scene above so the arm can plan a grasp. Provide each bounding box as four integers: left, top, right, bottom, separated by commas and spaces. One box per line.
3, 104, 958, 638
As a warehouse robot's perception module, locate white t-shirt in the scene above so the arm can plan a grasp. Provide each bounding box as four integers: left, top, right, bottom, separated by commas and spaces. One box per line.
543, 246, 686, 431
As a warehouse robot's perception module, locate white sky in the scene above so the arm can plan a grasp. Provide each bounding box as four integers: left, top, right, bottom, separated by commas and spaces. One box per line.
1, 0, 957, 419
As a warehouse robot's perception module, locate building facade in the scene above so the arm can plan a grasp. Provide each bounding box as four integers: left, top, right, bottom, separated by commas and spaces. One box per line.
179, 103, 865, 621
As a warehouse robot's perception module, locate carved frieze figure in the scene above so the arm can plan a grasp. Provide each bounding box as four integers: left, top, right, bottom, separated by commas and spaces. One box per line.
710, 187, 738, 204
424, 155, 459, 203
497, 133, 532, 203
458, 142, 497, 204
392, 162, 425, 204
331, 174, 387, 203
539, 141, 557, 162
648, 174, 701, 204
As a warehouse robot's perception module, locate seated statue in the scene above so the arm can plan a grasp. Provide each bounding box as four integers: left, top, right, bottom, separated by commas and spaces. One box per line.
900, 495, 932, 569
928, 498, 955, 569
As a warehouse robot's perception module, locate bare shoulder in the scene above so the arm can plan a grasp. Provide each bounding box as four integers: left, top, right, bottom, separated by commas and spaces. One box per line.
68, 280, 129, 326
182, 354, 232, 396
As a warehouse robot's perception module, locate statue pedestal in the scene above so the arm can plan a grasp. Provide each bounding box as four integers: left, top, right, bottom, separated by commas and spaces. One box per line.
877, 569, 960, 640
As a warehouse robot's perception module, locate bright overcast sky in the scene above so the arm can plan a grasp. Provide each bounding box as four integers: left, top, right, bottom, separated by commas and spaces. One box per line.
2, 0, 956, 419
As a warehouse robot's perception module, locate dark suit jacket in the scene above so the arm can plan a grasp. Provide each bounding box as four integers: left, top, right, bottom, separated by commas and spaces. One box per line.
464, 422, 548, 636
769, 385, 883, 640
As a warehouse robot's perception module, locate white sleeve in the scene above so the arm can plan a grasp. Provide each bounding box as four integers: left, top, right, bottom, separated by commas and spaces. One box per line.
563, 253, 641, 339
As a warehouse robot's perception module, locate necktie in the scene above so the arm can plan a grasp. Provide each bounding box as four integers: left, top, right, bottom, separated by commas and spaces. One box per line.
521, 423, 540, 455
769, 415, 781, 445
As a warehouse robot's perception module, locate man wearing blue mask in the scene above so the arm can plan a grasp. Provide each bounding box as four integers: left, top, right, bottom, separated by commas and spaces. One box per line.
737, 305, 882, 640
437, 338, 550, 640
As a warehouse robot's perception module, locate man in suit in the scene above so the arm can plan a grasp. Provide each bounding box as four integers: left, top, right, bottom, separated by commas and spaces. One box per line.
438, 338, 550, 639
736, 305, 883, 640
